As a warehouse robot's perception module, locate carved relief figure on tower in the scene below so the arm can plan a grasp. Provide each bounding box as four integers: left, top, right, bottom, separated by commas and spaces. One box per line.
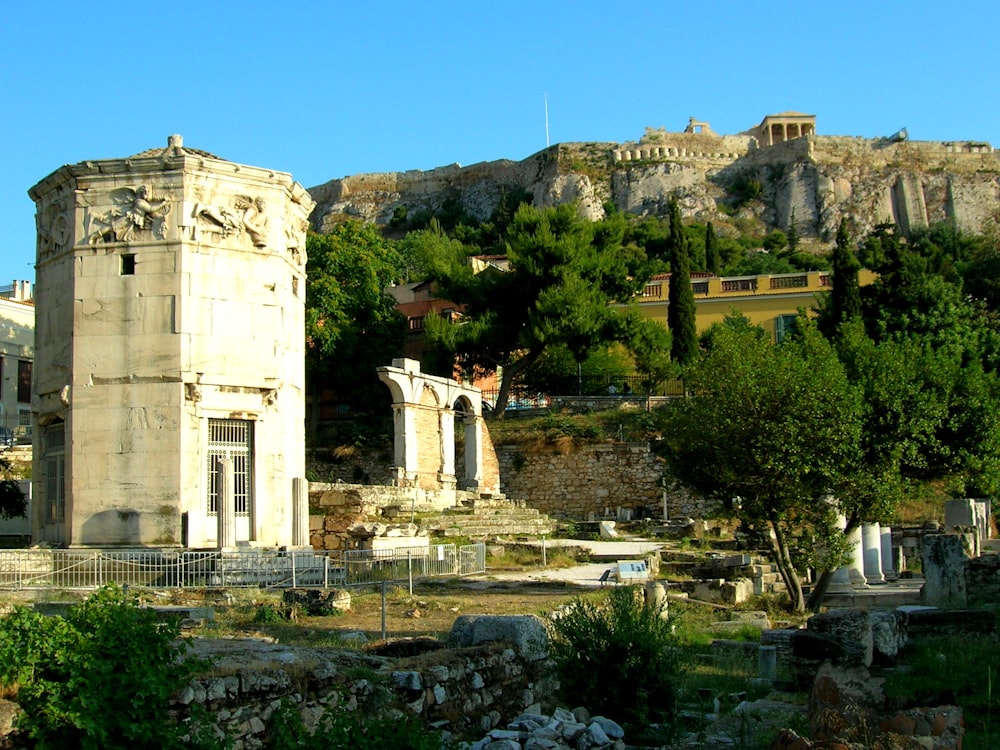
195, 194, 269, 247
197, 203, 244, 238
239, 196, 268, 247
285, 217, 308, 265
36, 198, 70, 257
88, 185, 171, 244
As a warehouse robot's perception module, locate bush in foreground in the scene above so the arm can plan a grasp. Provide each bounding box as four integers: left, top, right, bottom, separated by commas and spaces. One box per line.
548, 586, 683, 735
0, 584, 219, 749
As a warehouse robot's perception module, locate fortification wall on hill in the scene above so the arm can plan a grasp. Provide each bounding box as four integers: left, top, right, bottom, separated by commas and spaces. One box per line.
307, 122, 1000, 247
614, 130, 754, 164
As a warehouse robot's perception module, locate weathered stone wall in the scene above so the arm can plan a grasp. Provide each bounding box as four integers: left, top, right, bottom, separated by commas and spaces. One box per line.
307, 482, 453, 551
966, 552, 1000, 605
480, 427, 501, 494
0, 638, 552, 749
307, 448, 394, 485
496, 443, 717, 520
308, 441, 718, 522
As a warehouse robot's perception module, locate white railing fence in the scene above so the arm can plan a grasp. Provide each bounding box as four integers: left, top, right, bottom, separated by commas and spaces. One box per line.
0, 543, 486, 590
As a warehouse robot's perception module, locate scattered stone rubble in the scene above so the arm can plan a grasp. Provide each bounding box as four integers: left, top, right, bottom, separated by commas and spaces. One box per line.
757, 606, 990, 750
465, 707, 625, 750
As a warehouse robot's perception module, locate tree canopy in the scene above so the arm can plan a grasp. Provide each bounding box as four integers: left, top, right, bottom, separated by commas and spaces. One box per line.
305, 222, 408, 420
657, 315, 863, 612
404, 203, 671, 413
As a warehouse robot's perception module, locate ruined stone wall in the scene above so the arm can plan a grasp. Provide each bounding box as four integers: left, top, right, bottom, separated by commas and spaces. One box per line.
965, 553, 1000, 605
810, 135, 996, 172
308, 441, 718, 522
480, 426, 501, 494
496, 443, 718, 520
186, 639, 551, 747
0, 641, 551, 749
307, 448, 394, 485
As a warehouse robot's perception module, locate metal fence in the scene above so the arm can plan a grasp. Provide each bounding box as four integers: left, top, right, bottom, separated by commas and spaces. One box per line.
342, 542, 485, 586
481, 376, 685, 411
0, 543, 486, 591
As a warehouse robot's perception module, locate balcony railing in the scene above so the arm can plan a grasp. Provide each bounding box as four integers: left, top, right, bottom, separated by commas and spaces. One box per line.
721, 278, 757, 292
769, 274, 809, 289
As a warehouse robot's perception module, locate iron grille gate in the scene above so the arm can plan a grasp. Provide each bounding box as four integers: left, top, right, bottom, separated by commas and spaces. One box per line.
206, 418, 253, 517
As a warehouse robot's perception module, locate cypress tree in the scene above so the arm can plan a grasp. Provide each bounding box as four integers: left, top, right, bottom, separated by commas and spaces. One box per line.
705, 221, 720, 275
831, 217, 862, 326
787, 210, 800, 254
667, 198, 699, 365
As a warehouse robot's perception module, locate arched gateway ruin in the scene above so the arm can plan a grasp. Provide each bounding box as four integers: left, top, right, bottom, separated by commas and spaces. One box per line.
377, 358, 500, 503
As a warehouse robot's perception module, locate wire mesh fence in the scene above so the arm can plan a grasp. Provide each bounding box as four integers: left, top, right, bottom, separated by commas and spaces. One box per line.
0, 543, 486, 591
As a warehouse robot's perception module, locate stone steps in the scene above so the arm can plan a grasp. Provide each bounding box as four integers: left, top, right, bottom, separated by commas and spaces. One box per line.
418, 506, 557, 538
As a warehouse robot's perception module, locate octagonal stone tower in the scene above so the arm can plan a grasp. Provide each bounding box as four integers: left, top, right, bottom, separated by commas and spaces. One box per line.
28, 135, 314, 548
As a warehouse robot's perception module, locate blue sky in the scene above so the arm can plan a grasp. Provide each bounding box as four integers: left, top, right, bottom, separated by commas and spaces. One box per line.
2, 1, 997, 284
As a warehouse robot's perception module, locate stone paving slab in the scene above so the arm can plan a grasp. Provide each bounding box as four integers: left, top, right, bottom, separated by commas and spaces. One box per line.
514, 538, 664, 559
474, 562, 620, 588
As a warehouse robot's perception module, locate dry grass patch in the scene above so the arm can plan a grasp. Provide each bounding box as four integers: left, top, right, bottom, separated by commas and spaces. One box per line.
193, 581, 587, 645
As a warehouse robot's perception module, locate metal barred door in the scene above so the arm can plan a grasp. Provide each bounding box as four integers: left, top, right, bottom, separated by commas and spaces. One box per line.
206, 419, 254, 541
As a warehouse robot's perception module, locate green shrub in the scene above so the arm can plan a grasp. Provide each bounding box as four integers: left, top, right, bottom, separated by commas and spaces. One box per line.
0, 583, 221, 749
253, 602, 288, 624
548, 586, 684, 734
539, 414, 602, 441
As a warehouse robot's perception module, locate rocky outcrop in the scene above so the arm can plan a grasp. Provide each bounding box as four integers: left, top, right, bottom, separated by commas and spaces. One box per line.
309, 133, 1000, 244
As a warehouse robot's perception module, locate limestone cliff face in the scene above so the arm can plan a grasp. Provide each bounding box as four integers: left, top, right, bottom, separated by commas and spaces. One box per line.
308, 135, 1000, 243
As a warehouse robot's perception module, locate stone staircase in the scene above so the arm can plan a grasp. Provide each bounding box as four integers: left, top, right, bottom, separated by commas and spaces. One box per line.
418, 498, 557, 539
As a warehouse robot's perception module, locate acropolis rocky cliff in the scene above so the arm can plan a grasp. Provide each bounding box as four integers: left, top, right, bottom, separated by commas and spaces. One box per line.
308, 112, 1000, 244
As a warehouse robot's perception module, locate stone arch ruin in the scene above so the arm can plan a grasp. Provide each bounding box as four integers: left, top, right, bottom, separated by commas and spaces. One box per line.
377, 359, 499, 500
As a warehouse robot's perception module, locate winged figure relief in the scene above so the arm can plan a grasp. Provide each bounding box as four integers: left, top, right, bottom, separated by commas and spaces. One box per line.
88, 185, 171, 244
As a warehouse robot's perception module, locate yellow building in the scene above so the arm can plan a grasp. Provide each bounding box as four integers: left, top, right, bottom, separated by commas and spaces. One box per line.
634, 269, 877, 341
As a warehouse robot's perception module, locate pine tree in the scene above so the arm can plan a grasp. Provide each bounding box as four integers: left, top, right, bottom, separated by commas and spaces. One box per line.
705, 221, 720, 275
830, 218, 861, 326
667, 198, 699, 365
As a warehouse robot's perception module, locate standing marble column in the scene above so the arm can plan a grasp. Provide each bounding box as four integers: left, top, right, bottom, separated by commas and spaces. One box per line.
862, 522, 885, 584
292, 477, 309, 547
216, 457, 236, 550
827, 511, 853, 592
390, 403, 419, 486
438, 407, 457, 491
847, 525, 868, 587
